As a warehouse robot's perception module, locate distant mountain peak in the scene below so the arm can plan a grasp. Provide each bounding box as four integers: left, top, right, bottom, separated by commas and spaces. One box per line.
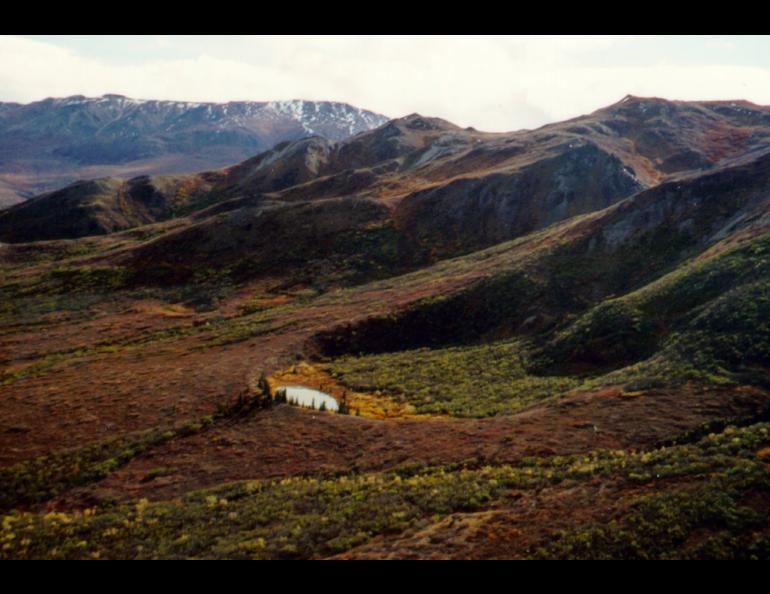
0, 94, 389, 206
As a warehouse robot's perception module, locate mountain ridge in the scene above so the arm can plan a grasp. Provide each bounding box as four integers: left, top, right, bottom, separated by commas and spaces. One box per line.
5, 96, 770, 249
0, 93, 389, 207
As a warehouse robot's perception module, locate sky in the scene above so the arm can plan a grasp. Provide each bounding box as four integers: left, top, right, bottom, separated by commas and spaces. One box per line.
2, 35, 770, 131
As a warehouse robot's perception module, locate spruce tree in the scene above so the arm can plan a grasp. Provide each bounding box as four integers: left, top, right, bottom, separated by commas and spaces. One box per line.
338, 391, 350, 415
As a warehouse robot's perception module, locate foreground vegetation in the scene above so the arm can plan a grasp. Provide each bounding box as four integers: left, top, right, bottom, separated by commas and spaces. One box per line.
533, 466, 770, 560
0, 390, 272, 512
3, 420, 769, 560
0, 419, 213, 512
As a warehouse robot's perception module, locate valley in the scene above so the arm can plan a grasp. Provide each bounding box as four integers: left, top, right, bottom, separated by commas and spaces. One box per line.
1, 95, 770, 559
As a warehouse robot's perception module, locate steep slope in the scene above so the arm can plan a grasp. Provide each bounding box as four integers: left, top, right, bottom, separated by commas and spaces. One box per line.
0, 172, 224, 243
0, 94, 388, 203
390, 96, 770, 256
212, 114, 473, 199
313, 146, 770, 366
121, 196, 397, 286
395, 141, 642, 254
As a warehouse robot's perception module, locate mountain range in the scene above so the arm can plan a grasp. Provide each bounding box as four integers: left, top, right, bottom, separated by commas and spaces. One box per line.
1, 95, 770, 560
0, 94, 388, 208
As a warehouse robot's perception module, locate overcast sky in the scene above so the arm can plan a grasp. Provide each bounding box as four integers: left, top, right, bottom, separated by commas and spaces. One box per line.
2, 35, 770, 131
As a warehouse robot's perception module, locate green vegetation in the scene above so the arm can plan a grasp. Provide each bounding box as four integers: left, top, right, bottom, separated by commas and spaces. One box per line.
317, 222, 770, 392
2, 421, 769, 560
325, 250, 769, 413
540, 231, 770, 384
0, 419, 214, 511
532, 469, 770, 560
531, 421, 770, 559
0, 464, 531, 560
45, 266, 133, 293
323, 229, 770, 407
326, 339, 581, 417
538, 299, 657, 372
670, 278, 770, 370
223, 222, 407, 293
0, 325, 201, 388
592, 276, 770, 390
0, 385, 275, 512
0, 281, 111, 327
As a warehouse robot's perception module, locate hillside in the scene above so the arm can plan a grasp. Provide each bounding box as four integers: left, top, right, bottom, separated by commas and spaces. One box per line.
0, 94, 388, 207
5, 96, 770, 249
1, 96, 769, 560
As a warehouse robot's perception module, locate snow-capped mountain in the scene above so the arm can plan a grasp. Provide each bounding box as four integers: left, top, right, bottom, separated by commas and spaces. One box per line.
0, 94, 389, 207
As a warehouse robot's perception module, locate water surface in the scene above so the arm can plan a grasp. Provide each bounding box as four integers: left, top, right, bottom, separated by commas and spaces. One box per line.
277, 385, 339, 412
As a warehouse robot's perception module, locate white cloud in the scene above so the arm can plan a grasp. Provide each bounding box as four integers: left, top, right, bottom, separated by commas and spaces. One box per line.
2, 35, 770, 132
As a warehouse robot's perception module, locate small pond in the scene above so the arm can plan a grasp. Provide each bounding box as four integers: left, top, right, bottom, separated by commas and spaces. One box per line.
276, 385, 339, 412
